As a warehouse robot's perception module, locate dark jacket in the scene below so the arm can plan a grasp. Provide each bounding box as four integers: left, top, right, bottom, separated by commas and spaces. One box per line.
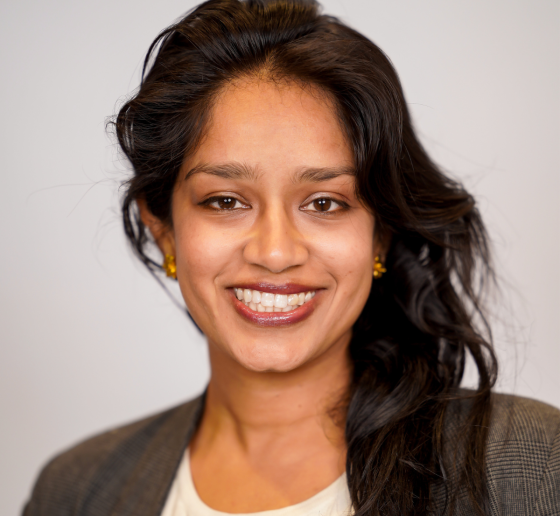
23, 392, 560, 515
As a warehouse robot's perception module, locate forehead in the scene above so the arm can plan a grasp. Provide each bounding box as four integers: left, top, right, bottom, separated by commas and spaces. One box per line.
182, 79, 354, 178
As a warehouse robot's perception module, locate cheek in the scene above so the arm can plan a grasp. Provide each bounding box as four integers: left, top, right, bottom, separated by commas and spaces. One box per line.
173, 218, 237, 296
312, 220, 375, 329
309, 217, 375, 287
328, 240, 373, 330
334, 242, 373, 302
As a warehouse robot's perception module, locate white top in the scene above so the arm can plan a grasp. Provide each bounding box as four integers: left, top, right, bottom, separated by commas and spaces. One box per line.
161, 450, 353, 516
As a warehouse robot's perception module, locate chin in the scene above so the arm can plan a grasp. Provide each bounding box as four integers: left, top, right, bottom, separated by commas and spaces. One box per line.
233, 341, 313, 373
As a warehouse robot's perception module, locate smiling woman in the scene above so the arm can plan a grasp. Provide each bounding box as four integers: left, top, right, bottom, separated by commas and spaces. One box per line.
144, 80, 375, 371
22, 1, 560, 515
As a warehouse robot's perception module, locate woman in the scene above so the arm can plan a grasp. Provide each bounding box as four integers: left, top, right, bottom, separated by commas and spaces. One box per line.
23, 0, 559, 515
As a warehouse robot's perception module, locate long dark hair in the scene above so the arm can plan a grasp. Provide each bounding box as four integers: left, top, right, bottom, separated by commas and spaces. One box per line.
113, 1, 497, 514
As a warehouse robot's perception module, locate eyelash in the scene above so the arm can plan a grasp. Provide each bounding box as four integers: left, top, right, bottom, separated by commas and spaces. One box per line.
302, 197, 349, 214
200, 196, 249, 211
199, 195, 349, 214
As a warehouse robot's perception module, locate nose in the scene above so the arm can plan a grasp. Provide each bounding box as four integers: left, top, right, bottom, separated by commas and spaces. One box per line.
243, 202, 308, 273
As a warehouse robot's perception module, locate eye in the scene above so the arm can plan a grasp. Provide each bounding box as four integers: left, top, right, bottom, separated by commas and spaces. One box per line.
202, 196, 248, 211
302, 197, 348, 214
312, 198, 333, 212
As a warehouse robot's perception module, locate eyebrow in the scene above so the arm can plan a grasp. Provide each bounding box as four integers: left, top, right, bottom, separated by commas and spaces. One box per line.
184, 162, 356, 183
183, 163, 259, 182
293, 166, 356, 183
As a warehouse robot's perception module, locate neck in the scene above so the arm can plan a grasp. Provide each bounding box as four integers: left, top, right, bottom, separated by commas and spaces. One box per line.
193, 333, 352, 457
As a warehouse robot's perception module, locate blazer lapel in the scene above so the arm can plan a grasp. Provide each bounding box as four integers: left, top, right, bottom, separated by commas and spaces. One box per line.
108, 394, 205, 516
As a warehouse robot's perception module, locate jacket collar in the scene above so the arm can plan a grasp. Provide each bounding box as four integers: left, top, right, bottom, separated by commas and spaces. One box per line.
109, 394, 205, 516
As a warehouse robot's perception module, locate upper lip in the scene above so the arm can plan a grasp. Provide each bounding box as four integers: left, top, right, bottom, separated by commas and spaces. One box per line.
231, 283, 320, 295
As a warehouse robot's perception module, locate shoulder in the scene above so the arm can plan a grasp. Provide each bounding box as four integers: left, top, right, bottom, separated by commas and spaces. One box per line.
23, 395, 204, 516
446, 391, 560, 515
488, 391, 560, 445
445, 390, 560, 445
486, 393, 560, 514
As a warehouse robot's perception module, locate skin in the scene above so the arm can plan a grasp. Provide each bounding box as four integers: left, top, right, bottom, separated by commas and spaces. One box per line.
139, 78, 381, 512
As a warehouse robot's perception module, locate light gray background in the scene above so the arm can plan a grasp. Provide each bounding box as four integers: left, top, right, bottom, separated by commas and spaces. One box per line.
1, 0, 558, 514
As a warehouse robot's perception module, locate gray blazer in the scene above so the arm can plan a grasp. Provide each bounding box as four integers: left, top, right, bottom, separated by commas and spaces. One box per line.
23, 392, 560, 516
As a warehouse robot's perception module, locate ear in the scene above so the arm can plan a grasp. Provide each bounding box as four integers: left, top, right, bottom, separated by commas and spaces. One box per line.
137, 198, 176, 257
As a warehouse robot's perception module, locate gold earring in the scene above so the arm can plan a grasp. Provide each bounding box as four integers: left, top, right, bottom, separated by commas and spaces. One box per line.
373, 255, 386, 279
162, 254, 177, 279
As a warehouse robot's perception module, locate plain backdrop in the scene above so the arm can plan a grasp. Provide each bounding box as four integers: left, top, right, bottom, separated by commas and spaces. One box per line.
1, 0, 558, 513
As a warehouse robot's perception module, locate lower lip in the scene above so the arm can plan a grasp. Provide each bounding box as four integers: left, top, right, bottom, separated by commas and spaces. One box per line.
230, 290, 317, 327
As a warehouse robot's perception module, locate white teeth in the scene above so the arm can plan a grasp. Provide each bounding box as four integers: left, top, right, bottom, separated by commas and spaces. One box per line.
288, 294, 299, 306
234, 287, 316, 313
261, 292, 275, 307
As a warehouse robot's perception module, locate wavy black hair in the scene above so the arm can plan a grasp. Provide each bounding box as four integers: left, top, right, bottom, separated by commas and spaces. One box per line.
113, 1, 497, 514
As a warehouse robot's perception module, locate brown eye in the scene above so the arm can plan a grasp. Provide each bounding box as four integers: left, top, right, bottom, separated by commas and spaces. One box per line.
313, 198, 332, 212
217, 197, 236, 209
201, 195, 249, 211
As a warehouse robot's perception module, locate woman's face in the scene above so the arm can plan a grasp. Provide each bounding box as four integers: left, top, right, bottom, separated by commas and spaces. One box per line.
168, 79, 377, 372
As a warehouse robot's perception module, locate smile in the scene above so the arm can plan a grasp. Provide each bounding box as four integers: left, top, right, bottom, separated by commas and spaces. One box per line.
230, 285, 319, 327
234, 287, 316, 312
